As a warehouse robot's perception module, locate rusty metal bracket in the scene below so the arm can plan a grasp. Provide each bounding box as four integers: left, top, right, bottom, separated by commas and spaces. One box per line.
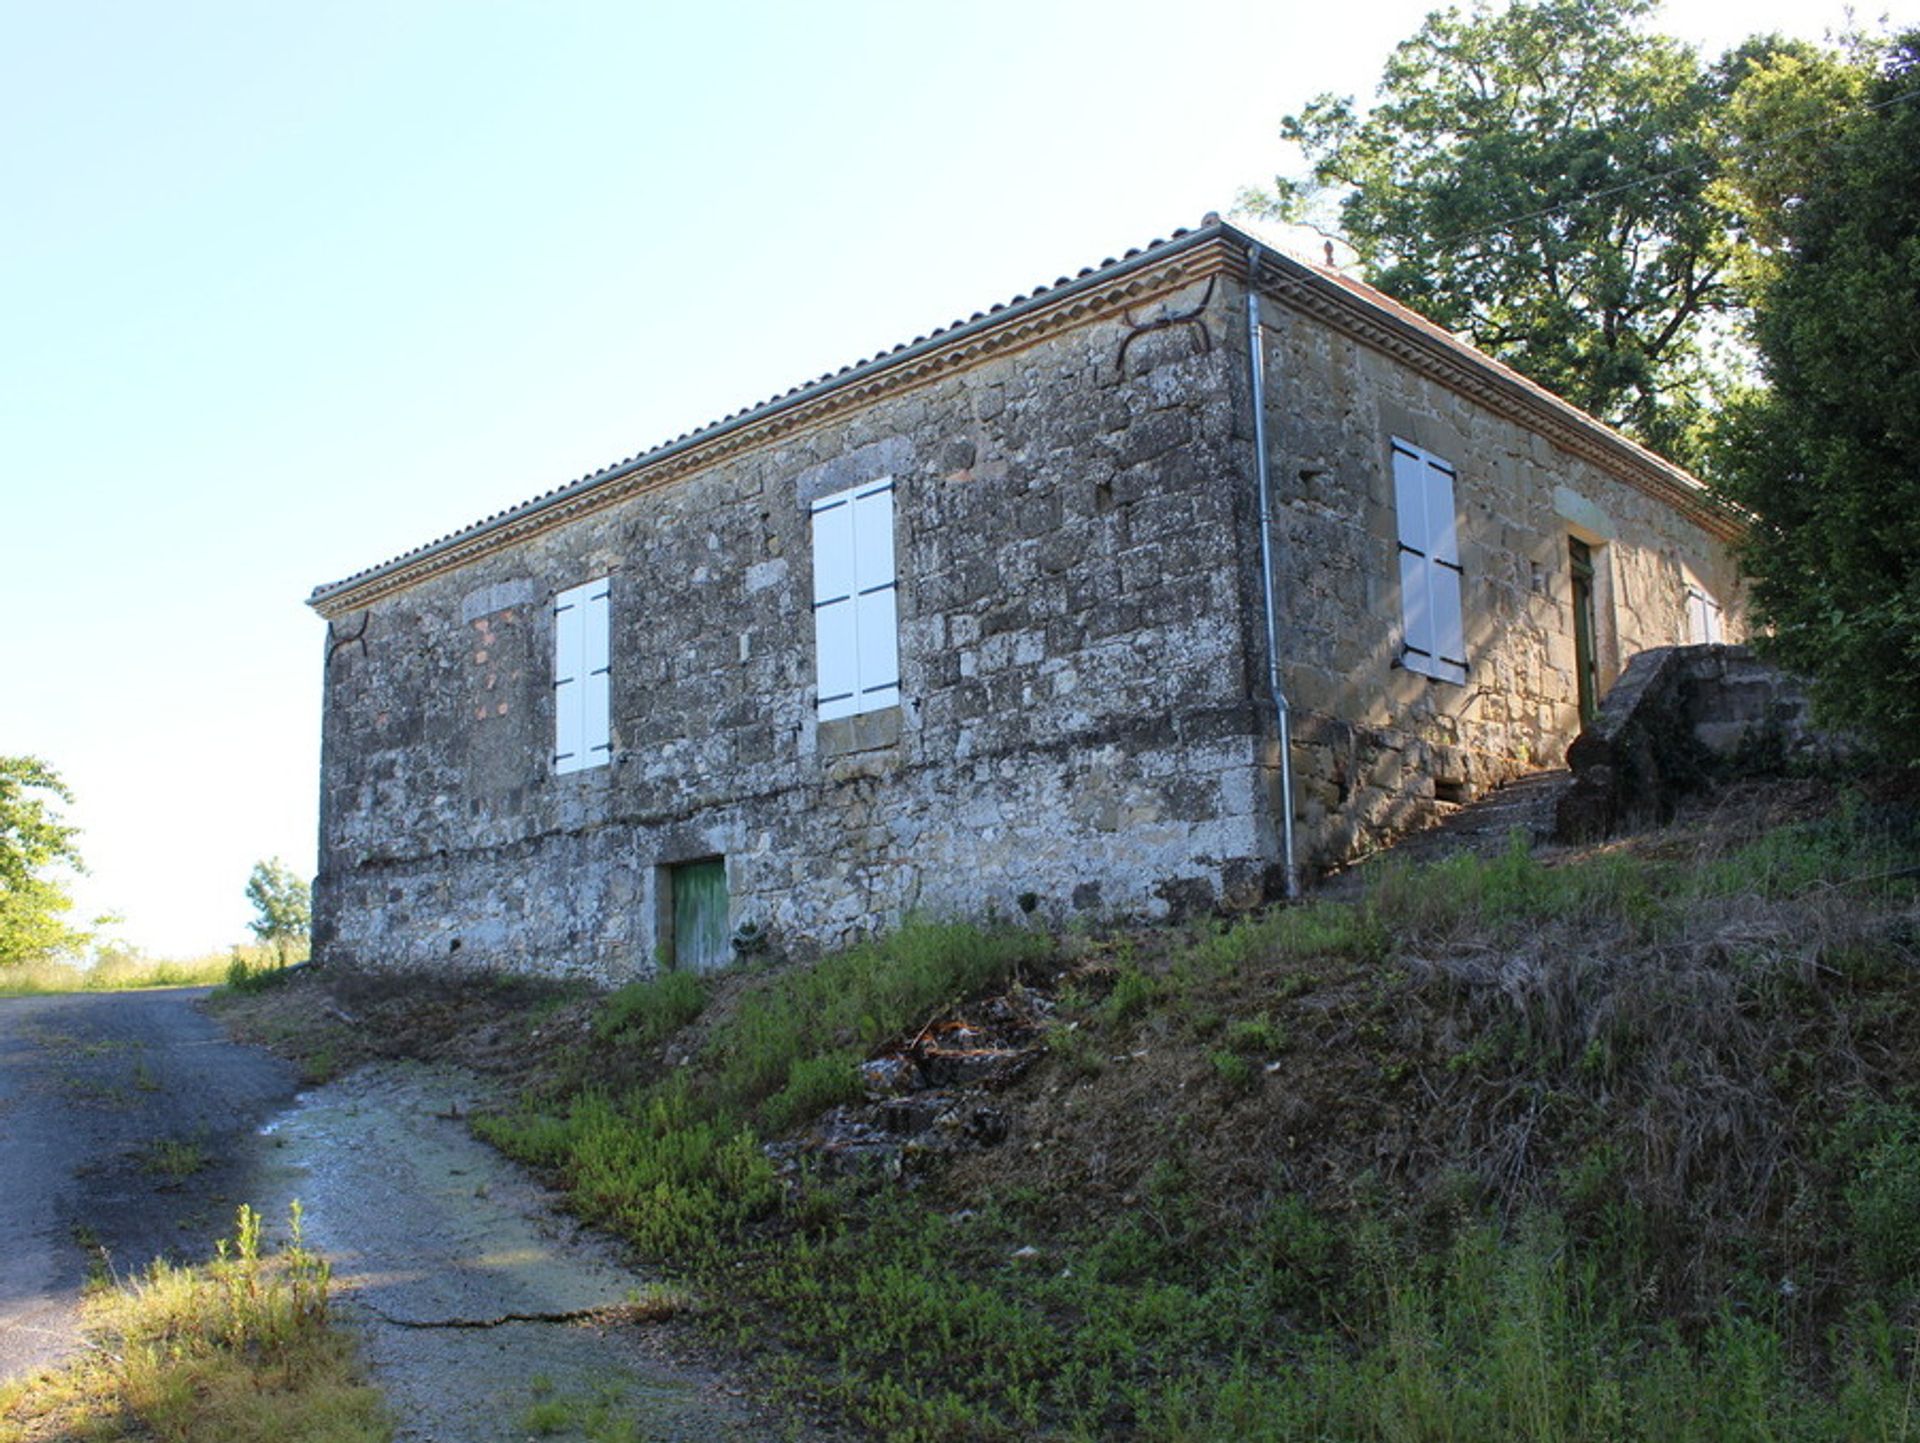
1117, 275, 1216, 377
327, 611, 370, 662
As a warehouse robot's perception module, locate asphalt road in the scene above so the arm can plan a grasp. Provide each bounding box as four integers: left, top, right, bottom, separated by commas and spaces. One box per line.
0, 987, 299, 1383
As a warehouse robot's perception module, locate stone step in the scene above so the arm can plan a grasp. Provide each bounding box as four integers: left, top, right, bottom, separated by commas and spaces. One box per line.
1316, 768, 1574, 897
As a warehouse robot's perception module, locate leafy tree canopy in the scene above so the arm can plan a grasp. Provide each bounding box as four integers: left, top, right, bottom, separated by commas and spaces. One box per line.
0, 756, 86, 967
246, 858, 312, 964
1250, 0, 1862, 464
1711, 35, 1920, 753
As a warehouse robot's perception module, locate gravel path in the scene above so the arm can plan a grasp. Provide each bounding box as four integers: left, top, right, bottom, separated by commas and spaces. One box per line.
0, 987, 300, 1382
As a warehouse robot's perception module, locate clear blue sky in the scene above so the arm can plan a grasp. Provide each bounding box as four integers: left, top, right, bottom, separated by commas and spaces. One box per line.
0, 0, 1882, 955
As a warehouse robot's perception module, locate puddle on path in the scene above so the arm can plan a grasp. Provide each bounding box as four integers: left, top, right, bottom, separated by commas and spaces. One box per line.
259, 1062, 820, 1443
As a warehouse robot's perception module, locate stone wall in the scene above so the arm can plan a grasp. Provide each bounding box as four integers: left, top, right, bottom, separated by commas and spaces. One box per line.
312, 238, 1747, 978
1555, 645, 1838, 841
314, 277, 1269, 980
1236, 277, 1744, 871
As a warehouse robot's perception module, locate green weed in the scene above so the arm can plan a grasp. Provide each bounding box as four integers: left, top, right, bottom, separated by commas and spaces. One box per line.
594, 969, 706, 1044
711, 919, 1046, 1122
1098, 963, 1161, 1027
517, 1381, 652, 1442
140, 1135, 211, 1181
1046, 1023, 1105, 1078
1208, 1049, 1256, 1090
1694, 801, 1920, 900
0, 1202, 383, 1442
0, 942, 300, 996
224, 950, 298, 994
1840, 1104, 1920, 1288
761, 1051, 864, 1131
1223, 1013, 1286, 1054
457, 851, 1920, 1440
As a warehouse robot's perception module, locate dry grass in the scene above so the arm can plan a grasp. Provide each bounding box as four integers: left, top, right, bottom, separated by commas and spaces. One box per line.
931, 781, 1920, 1330
0, 1204, 387, 1443
0, 943, 306, 997
211, 963, 590, 1087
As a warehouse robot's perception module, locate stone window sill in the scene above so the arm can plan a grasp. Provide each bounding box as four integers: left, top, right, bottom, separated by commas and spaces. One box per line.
817, 705, 902, 758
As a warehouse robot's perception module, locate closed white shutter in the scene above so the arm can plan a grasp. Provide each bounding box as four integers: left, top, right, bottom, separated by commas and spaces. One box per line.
1392, 447, 1436, 673
812, 492, 860, 721
1426, 461, 1468, 684
1686, 587, 1722, 645
554, 577, 611, 773
1392, 440, 1468, 685
581, 579, 612, 764
813, 479, 898, 720
851, 481, 899, 711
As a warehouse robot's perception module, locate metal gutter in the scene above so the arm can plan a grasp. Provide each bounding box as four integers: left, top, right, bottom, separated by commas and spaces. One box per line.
1245, 243, 1300, 901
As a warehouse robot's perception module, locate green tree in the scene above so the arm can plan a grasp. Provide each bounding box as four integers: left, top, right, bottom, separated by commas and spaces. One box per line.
245, 858, 312, 966
1708, 34, 1873, 276
0, 756, 86, 967
1712, 35, 1920, 753
1253, 0, 1835, 462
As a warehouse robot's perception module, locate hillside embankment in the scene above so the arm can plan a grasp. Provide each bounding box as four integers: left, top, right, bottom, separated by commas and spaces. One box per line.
218, 775, 1920, 1441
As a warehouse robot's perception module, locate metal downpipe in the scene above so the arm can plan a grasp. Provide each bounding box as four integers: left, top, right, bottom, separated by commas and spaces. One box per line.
1247, 248, 1300, 900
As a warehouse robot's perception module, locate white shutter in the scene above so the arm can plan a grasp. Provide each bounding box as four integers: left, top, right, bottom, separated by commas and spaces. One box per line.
553, 584, 586, 772
851, 481, 900, 709
554, 577, 611, 774
1392, 441, 1467, 685
812, 492, 860, 720
582, 579, 612, 763
1424, 460, 1468, 684
1392, 444, 1437, 674
813, 479, 899, 720
1686, 587, 1722, 645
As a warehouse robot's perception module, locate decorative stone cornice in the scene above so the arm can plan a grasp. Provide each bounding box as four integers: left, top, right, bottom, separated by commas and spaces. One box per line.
310, 219, 1738, 618
308, 237, 1235, 618
1243, 243, 1741, 543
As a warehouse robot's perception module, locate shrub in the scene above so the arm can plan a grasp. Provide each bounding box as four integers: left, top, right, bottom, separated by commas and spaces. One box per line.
1841, 1104, 1920, 1289
594, 968, 706, 1044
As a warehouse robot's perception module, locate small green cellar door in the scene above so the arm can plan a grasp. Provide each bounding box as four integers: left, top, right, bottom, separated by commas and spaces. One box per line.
671, 858, 730, 973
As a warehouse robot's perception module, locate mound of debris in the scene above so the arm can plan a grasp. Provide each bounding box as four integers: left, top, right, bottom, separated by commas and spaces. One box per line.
769, 985, 1056, 1180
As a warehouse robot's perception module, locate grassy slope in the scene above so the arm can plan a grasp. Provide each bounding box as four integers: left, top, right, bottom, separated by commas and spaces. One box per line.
242, 779, 1920, 1440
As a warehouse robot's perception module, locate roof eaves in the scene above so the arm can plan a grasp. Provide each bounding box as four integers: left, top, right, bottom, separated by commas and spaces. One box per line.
1229, 228, 1740, 540
307, 221, 1231, 613
310, 215, 1738, 616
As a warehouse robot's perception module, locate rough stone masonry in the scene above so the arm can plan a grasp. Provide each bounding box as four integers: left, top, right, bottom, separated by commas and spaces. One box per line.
309, 220, 1742, 980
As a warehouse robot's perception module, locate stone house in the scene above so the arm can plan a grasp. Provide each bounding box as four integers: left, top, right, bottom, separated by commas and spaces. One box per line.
308, 215, 1742, 979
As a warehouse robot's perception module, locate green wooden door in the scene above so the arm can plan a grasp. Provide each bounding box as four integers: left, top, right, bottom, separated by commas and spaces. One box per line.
671, 859, 730, 973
